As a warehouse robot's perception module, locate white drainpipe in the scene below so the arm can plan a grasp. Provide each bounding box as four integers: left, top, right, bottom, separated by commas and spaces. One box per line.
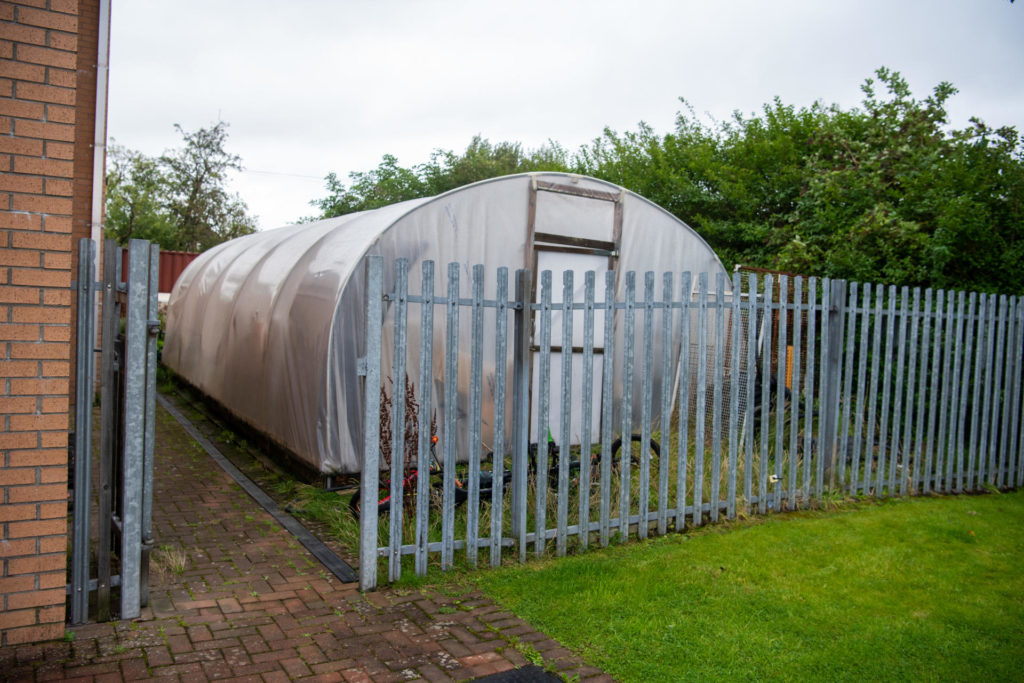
90, 0, 111, 248
88, 0, 112, 392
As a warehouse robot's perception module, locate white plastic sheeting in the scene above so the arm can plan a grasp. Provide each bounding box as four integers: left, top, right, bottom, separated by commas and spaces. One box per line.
164, 173, 729, 474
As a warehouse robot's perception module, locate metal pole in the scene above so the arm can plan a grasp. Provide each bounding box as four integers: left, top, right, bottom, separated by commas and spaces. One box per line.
467, 264, 484, 565
359, 256, 384, 591
414, 261, 434, 576
511, 269, 531, 562
821, 279, 846, 486
96, 239, 118, 621
388, 259, 408, 581
71, 238, 96, 625
119, 239, 149, 618
490, 268, 510, 567
140, 243, 159, 606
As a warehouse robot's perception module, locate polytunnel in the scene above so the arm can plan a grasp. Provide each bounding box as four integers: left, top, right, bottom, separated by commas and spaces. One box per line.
164, 172, 730, 474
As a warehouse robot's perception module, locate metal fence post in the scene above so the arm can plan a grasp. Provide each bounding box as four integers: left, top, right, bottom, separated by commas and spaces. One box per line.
556, 270, 574, 555
119, 239, 150, 618
638, 272, 655, 535
359, 255, 384, 591
71, 238, 96, 625
534, 270, 552, 557
821, 279, 846, 486
414, 261, 434, 576
619, 272, 637, 535
441, 264, 460, 569
580, 270, 598, 546
601, 270, 617, 544
388, 259, 408, 582
96, 239, 119, 621
511, 269, 532, 561
467, 264, 485, 565
490, 267, 510, 567
140, 243, 159, 606
693, 273, 708, 523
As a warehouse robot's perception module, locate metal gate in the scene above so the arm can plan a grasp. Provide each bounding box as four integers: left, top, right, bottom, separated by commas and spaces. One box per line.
70, 238, 159, 623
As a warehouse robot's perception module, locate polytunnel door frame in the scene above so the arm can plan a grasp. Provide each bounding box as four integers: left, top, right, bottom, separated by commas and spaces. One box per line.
525, 178, 624, 446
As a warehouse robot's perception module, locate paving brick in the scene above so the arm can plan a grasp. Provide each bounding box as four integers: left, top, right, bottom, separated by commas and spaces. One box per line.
280, 656, 312, 678
141, 647, 173, 667
173, 648, 223, 665
240, 634, 269, 654
307, 673, 345, 683
340, 667, 374, 682
256, 622, 285, 642
3, 397, 603, 680
218, 597, 243, 614
250, 647, 300, 665
119, 657, 150, 680
150, 661, 206, 678
415, 662, 454, 682
502, 649, 530, 668
201, 658, 233, 679
166, 633, 192, 654
185, 624, 211, 643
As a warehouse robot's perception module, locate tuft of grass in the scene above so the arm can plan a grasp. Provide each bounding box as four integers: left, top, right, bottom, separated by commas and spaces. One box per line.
475, 490, 1024, 682
154, 544, 188, 576
516, 641, 544, 667
287, 485, 361, 551
818, 485, 848, 510
274, 478, 298, 497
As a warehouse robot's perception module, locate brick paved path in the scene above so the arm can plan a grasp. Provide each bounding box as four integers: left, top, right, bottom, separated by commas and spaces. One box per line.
3, 404, 611, 682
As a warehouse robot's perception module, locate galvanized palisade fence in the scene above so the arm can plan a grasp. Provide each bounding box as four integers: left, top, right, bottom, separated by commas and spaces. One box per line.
70, 238, 159, 622
358, 256, 1024, 590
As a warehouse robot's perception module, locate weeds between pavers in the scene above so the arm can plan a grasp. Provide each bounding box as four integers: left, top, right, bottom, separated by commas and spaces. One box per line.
153, 544, 188, 576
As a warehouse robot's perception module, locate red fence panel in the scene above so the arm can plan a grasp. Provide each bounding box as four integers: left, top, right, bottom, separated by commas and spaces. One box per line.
121, 249, 199, 293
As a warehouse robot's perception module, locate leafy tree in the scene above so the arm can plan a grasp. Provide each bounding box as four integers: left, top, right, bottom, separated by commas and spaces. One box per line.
160, 122, 257, 251
311, 136, 570, 218
104, 143, 176, 246
577, 69, 1023, 292
577, 100, 846, 269
781, 69, 1023, 291
104, 122, 257, 252
311, 154, 428, 218
308, 69, 1023, 293
421, 135, 570, 195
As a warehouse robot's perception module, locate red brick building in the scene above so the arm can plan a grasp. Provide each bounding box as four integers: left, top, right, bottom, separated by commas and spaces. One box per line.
1, 0, 109, 646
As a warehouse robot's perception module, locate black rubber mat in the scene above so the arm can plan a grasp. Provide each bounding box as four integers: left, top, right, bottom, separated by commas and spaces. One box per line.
471, 665, 563, 682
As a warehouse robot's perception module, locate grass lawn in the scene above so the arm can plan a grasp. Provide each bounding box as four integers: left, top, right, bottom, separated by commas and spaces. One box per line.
474, 491, 1024, 682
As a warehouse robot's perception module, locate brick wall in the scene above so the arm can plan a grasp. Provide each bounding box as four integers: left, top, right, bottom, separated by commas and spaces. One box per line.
1, 0, 101, 647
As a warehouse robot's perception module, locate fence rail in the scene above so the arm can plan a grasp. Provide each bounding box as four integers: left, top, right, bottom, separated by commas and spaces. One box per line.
358, 256, 1024, 590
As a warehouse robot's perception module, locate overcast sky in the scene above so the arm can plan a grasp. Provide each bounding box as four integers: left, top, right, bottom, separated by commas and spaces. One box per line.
107, 0, 1024, 231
